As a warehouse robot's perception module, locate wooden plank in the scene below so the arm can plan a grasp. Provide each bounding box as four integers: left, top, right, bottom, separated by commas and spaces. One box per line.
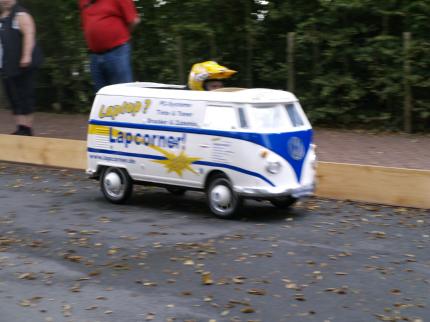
0, 134, 86, 170
316, 161, 430, 209
0, 135, 429, 209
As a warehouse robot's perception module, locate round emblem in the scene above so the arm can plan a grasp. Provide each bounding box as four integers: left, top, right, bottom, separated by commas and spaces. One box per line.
288, 137, 305, 160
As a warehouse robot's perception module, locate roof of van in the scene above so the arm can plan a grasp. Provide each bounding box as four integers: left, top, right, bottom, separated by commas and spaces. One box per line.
97, 82, 298, 104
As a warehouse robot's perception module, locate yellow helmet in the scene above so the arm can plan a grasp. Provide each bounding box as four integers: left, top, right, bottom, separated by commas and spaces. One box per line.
188, 61, 237, 91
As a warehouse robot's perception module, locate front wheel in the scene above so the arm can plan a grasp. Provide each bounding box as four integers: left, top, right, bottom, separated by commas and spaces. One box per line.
270, 196, 297, 209
100, 167, 133, 204
207, 175, 242, 219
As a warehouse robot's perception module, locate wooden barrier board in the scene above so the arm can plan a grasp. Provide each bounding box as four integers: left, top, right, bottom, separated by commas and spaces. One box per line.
316, 162, 430, 209
0, 134, 429, 209
0, 134, 86, 170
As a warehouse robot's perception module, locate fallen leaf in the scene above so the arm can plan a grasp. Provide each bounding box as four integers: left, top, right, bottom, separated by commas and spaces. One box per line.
184, 260, 195, 266
370, 231, 386, 238
18, 272, 37, 280
62, 304, 72, 317
63, 254, 82, 263
295, 294, 306, 301
69, 283, 81, 292
201, 272, 213, 285
247, 288, 266, 296
325, 286, 348, 294
110, 263, 130, 270
88, 270, 101, 277
285, 283, 298, 289
19, 300, 32, 307
390, 289, 401, 295
232, 276, 246, 284
241, 307, 256, 313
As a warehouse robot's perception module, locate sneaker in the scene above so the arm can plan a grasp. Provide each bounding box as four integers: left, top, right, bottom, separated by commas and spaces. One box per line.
21, 126, 33, 136
11, 125, 22, 135
12, 125, 33, 136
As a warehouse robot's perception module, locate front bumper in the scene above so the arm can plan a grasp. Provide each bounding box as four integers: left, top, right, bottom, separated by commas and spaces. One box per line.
235, 183, 315, 199
86, 168, 98, 179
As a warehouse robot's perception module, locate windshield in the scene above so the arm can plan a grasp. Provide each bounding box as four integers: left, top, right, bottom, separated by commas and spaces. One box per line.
248, 103, 305, 130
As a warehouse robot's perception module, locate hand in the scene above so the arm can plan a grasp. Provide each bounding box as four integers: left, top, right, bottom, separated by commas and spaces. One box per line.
20, 56, 32, 68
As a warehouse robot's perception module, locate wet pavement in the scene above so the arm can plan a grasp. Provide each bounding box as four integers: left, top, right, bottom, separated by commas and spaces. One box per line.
0, 162, 429, 322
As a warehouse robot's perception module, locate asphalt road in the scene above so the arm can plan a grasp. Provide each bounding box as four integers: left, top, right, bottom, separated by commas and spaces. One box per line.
0, 162, 429, 322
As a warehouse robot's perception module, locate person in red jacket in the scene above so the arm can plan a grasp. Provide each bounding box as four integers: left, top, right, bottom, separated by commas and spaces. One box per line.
79, 0, 140, 92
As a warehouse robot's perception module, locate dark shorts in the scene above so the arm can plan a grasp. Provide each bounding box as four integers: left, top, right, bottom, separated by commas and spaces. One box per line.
3, 70, 35, 115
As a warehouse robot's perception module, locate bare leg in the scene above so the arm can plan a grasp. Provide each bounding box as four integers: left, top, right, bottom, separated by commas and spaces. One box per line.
16, 114, 33, 127
14, 114, 34, 135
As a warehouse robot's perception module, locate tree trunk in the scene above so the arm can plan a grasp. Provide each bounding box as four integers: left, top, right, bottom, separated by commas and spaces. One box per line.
287, 32, 295, 92
403, 32, 413, 133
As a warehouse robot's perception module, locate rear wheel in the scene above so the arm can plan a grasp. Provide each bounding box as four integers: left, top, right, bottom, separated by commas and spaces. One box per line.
100, 167, 133, 204
270, 196, 297, 209
207, 175, 242, 219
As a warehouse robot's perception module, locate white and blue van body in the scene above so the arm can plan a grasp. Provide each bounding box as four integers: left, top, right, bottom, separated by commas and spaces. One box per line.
87, 83, 316, 218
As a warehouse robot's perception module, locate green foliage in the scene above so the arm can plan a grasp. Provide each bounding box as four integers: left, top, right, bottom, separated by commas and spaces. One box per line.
20, 0, 430, 131
22, 0, 92, 112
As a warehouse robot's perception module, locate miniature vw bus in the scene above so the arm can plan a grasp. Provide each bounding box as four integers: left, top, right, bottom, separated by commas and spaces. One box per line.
87, 82, 316, 218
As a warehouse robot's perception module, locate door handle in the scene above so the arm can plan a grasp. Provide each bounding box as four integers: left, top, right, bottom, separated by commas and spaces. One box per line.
199, 144, 210, 148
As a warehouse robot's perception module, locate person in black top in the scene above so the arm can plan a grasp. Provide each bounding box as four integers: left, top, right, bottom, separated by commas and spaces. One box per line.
0, 0, 42, 136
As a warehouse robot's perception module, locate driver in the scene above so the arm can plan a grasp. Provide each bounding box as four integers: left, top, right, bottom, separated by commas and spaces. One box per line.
188, 61, 236, 91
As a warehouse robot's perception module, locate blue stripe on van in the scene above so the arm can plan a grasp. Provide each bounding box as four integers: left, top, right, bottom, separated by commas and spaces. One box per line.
88, 120, 312, 182
87, 147, 276, 187
194, 160, 275, 186
89, 119, 260, 140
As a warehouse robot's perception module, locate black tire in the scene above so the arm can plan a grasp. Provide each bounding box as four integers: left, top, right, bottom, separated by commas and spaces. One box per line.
270, 196, 297, 209
166, 187, 187, 196
206, 175, 242, 219
100, 167, 133, 204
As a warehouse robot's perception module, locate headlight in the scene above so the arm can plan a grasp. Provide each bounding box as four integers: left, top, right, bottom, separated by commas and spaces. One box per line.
266, 161, 282, 174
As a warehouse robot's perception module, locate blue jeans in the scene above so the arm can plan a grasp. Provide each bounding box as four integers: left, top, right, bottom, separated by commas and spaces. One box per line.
90, 42, 133, 93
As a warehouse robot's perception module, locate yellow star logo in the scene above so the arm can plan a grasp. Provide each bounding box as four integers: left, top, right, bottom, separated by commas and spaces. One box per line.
150, 145, 201, 177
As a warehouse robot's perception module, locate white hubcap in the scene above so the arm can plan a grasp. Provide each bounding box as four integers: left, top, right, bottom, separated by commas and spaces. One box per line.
211, 185, 232, 208
104, 172, 123, 196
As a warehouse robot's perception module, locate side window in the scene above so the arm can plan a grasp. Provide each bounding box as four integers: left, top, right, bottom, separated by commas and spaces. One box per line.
286, 103, 304, 127
204, 105, 239, 130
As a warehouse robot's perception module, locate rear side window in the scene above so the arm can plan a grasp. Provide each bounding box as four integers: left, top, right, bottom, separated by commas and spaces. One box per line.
204, 105, 238, 130
286, 103, 304, 127
238, 108, 248, 128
